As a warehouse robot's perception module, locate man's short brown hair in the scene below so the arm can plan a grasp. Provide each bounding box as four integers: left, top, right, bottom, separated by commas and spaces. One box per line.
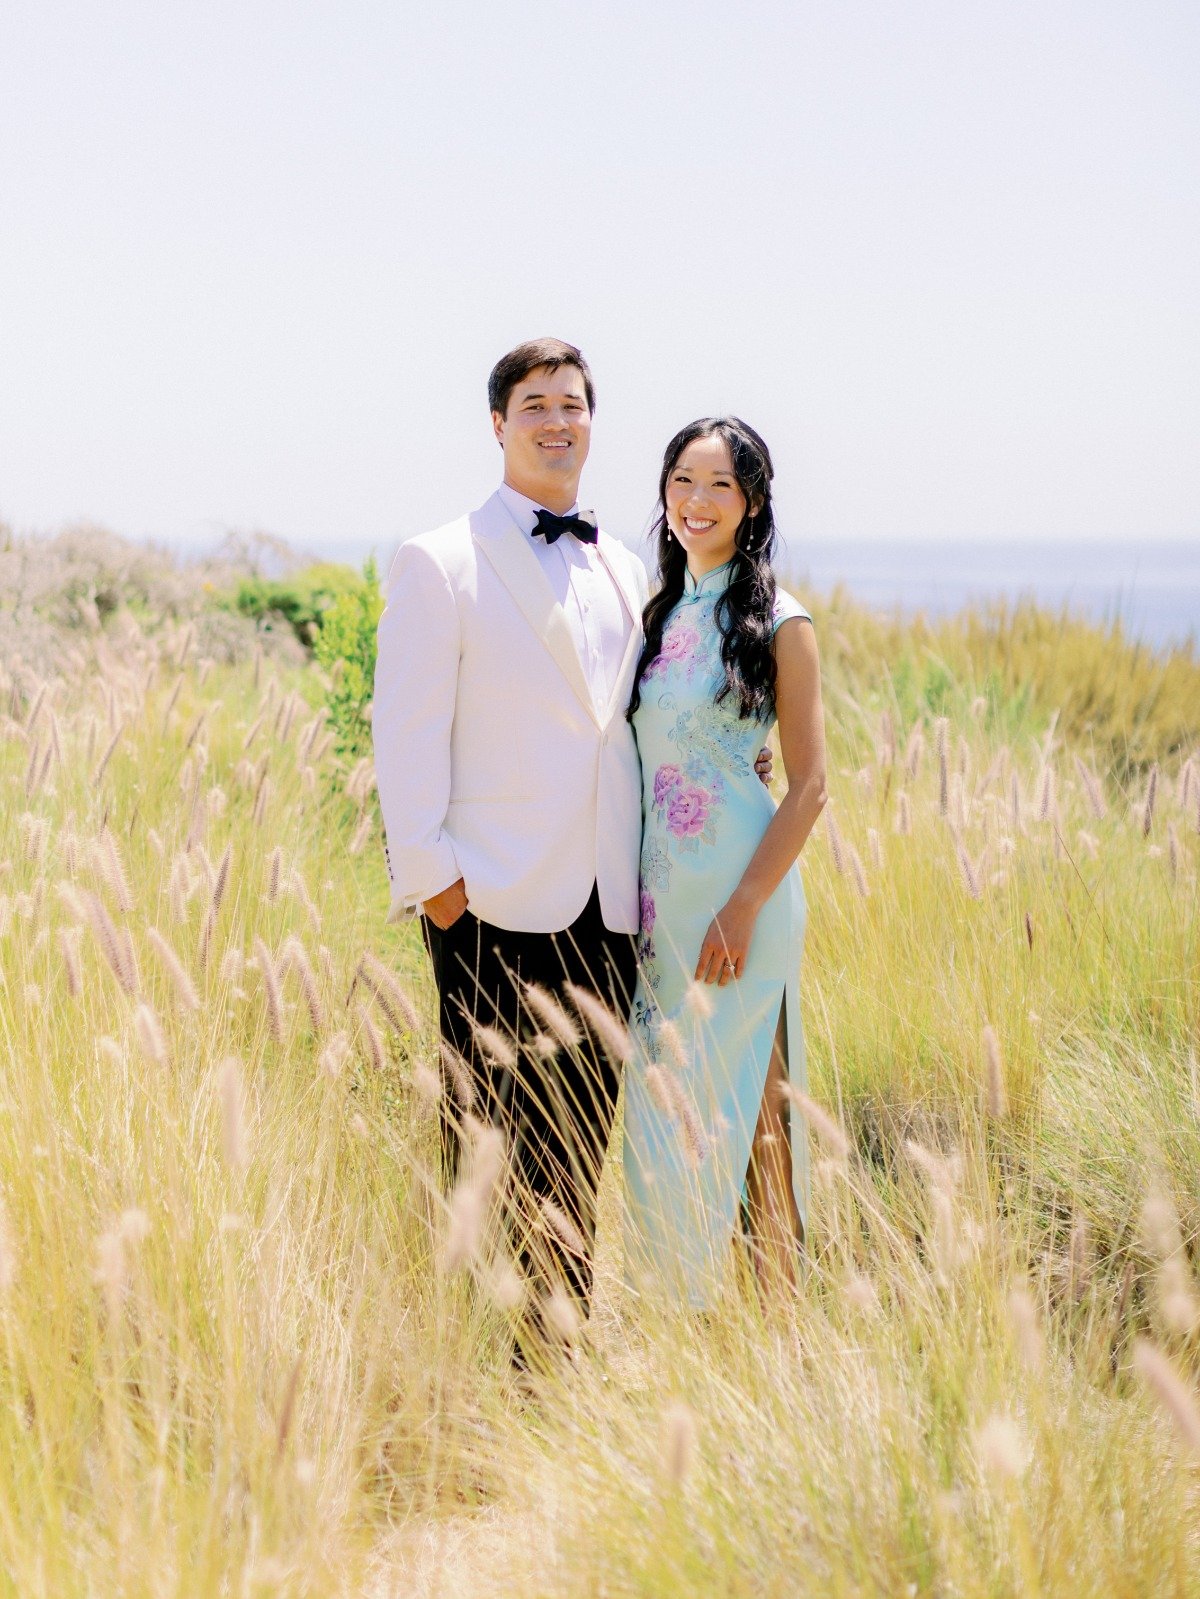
488, 337, 596, 418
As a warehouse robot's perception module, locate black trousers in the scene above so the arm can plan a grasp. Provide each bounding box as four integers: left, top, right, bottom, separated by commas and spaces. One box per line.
422, 884, 636, 1324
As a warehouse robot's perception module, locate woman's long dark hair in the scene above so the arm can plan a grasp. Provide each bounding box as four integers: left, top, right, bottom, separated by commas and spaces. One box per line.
628, 416, 778, 721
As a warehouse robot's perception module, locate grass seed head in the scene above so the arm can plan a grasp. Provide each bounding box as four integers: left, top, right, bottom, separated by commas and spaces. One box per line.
542, 1286, 581, 1344
413, 1063, 442, 1102
471, 1022, 517, 1070
438, 1043, 476, 1110
1158, 1255, 1200, 1336
565, 983, 633, 1064
445, 1183, 486, 1272
85, 891, 138, 994
843, 1273, 879, 1316
282, 934, 325, 1032
1141, 1188, 1182, 1259
357, 952, 420, 1036
522, 981, 583, 1049
955, 838, 983, 900
254, 937, 286, 1045
904, 726, 924, 781
1007, 1284, 1046, 1374
1133, 1339, 1200, 1454
97, 826, 134, 912
848, 844, 870, 898
661, 1400, 696, 1487
485, 1258, 524, 1312
982, 1024, 1007, 1118
94, 1227, 128, 1322
266, 846, 284, 904
1073, 754, 1107, 820
318, 1032, 352, 1079
1143, 763, 1159, 836
217, 1057, 248, 1172
147, 926, 200, 1013
540, 1199, 587, 1259
348, 809, 373, 855
657, 1018, 690, 1072
824, 807, 846, 873
0, 1199, 17, 1294
783, 1087, 849, 1162
357, 1006, 386, 1071
58, 926, 82, 998
974, 1413, 1027, 1482
134, 1003, 168, 1066
684, 981, 715, 1019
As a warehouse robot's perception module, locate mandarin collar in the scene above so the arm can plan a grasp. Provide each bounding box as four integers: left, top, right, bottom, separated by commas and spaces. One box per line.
681, 559, 733, 600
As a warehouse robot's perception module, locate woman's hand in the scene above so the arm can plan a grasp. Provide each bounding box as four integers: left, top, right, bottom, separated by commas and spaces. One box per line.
695, 894, 761, 986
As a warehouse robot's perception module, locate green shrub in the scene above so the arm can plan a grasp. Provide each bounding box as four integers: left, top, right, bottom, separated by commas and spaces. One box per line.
232, 562, 365, 646
313, 556, 384, 760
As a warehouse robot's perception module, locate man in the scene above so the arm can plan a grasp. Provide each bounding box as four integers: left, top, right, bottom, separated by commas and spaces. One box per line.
373, 338, 646, 1354
373, 338, 772, 1356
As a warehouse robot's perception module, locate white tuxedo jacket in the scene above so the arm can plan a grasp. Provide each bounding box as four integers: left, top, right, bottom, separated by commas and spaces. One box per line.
373, 491, 649, 934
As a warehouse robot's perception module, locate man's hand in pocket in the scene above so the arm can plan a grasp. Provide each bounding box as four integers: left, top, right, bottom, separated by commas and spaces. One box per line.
423, 878, 469, 930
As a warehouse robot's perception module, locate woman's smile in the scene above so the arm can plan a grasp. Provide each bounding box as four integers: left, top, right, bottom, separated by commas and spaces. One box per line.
665, 433, 751, 574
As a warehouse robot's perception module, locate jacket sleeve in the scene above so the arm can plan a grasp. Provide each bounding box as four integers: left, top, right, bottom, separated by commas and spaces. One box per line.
372, 538, 462, 922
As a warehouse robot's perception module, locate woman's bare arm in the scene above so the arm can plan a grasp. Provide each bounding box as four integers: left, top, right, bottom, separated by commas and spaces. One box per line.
694, 618, 828, 984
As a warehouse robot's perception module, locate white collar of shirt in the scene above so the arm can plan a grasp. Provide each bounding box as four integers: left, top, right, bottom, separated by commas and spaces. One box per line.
497, 482, 582, 540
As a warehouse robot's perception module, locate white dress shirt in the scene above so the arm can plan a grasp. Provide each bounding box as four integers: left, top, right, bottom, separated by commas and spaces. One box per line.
496, 483, 634, 715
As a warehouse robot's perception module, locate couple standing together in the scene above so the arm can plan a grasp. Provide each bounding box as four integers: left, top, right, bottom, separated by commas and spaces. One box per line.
373, 337, 827, 1355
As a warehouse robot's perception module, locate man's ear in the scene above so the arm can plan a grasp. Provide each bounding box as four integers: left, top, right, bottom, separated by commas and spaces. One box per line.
491, 409, 505, 447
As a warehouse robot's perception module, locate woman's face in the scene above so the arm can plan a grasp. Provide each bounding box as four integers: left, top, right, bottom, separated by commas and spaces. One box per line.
664, 433, 749, 574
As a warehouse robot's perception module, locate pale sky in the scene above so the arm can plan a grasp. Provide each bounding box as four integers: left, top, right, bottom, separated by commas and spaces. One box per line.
1, 1, 1197, 555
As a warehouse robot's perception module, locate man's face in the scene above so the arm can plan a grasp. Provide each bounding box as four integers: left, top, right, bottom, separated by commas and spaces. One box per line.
492, 364, 592, 509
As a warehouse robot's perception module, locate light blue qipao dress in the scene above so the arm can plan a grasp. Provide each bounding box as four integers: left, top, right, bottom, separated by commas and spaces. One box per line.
624, 562, 811, 1307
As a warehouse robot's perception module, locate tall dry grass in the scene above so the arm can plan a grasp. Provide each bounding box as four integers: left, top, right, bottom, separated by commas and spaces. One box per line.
0, 585, 1197, 1596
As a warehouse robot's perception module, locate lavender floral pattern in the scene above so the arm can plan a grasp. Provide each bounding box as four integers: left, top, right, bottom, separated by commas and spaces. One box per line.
643, 618, 704, 683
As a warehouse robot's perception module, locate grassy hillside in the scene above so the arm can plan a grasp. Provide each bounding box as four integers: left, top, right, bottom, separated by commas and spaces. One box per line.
0, 538, 1197, 1595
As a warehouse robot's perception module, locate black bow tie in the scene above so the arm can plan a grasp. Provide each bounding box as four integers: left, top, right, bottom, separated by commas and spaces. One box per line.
532, 507, 599, 546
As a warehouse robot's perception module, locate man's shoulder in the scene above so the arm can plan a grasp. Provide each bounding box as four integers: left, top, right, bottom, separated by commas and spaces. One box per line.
388, 495, 502, 581
599, 532, 649, 587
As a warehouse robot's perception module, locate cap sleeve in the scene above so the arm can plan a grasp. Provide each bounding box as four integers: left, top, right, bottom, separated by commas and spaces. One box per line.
772, 587, 812, 634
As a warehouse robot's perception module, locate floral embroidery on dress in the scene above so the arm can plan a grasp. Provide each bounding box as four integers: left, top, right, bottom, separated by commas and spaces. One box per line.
632, 994, 658, 1042
666, 781, 712, 838
636, 887, 659, 979
648, 758, 724, 855
644, 617, 707, 683
640, 835, 672, 895
667, 702, 758, 779
653, 764, 683, 807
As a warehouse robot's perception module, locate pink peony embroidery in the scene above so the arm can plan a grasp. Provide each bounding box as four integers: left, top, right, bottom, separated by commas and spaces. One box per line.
653, 764, 683, 807
666, 785, 711, 838
648, 623, 701, 677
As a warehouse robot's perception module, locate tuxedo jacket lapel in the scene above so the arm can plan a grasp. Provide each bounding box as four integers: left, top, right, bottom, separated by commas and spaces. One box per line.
473, 495, 600, 726
595, 532, 646, 728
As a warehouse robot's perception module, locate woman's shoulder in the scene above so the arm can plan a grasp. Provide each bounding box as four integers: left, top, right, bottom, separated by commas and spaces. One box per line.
770, 584, 812, 632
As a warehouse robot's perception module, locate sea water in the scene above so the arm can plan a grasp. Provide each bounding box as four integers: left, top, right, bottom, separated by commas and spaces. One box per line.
311, 535, 1197, 653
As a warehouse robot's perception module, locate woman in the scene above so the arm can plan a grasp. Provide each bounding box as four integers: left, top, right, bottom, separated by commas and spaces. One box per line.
624, 417, 827, 1307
